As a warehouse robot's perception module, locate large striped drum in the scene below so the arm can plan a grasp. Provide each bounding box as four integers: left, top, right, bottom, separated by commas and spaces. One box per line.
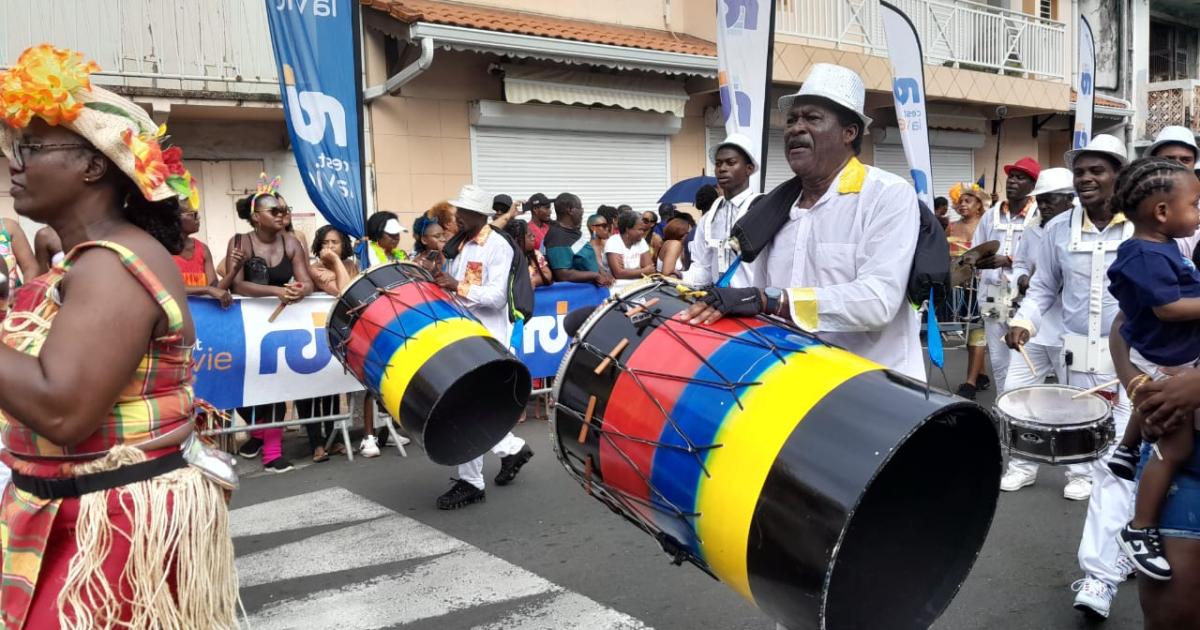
328, 262, 530, 465
552, 281, 1000, 630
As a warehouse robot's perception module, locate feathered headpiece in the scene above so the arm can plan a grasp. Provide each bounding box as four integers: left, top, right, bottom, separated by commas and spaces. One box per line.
249, 172, 284, 209
0, 44, 198, 206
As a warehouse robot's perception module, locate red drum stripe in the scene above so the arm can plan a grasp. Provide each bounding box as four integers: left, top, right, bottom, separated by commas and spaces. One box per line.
343, 281, 462, 379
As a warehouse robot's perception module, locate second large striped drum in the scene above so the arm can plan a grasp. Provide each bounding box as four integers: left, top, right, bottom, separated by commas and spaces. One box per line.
327, 262, 530, 465
552, 281, 1001, 630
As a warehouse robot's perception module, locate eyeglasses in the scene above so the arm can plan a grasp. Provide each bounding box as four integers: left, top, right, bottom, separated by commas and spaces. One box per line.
258, 206, 291, 217
181, 211, 199, 219
591, 222, 609, 228
8, 141, 90, 169
641, 217, 654, 224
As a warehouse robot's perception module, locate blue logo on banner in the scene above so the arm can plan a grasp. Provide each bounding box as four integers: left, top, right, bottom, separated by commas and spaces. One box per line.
260, 329, 335, 375
265, 0, 366, 242
893, 77, 922, 104
723, 0, 759, 28
190, 298, 246, 410
910, 169, 930, 197
1081, 71, 1093, 96
517, 283, 610, 378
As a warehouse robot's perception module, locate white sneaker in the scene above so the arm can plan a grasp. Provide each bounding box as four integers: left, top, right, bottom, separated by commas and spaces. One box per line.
360, 435, 381, 458
1000, 468, 1036, 492
1071, 577, 1114, 619
1063, 477, 1092, 501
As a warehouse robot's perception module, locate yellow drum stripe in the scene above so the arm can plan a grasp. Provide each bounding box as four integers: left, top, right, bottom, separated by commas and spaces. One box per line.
695, 345, 880, 602
376, 318, 493, 420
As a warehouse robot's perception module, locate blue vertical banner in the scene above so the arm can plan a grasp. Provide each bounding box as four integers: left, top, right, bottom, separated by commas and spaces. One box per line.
264, 0, 367, 240
1074, 16, 1096, 150
880, 1, 933, 210
716, 0, 777, 193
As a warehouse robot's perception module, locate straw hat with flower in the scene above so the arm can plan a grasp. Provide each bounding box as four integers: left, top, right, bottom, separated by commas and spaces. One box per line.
0, 44, 200, 209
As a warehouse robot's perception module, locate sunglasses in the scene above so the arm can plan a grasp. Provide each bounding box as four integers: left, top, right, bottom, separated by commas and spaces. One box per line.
641, 217, 654, 223
258, 206, 291, 217
8, 140, 90, 169
591, 222, 609, 228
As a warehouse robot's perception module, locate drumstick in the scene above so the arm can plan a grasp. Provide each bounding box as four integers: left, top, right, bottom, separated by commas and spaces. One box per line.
578, 396, 597, 444
593, 338, 630, 374
1016, 344, 1037, 376
268, 282, 303, 323
625, 298, 660, 318
1070, 378, 1122, 399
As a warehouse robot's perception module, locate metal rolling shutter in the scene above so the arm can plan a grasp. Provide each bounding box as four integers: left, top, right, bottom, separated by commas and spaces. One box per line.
472, 127, 670, 212
871, 144, 977, 202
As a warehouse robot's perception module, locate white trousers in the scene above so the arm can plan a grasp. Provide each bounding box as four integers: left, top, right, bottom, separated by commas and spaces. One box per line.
1071, 371, 1134, 589
458, 432, 526, 490
984, 318, 1011, 394
1002, 344, 1091, 481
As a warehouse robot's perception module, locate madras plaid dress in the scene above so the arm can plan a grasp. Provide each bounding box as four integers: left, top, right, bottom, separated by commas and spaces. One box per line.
0, 241, 194, 628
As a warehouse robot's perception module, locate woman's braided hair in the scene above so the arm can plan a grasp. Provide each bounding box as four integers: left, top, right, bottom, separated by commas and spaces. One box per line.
1107, 156, 1189, 221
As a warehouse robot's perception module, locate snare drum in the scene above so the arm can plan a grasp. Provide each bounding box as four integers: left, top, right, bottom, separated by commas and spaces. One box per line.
552, 280, 1000, 630
994, 385, 1115, 465
327, 262, 530, 465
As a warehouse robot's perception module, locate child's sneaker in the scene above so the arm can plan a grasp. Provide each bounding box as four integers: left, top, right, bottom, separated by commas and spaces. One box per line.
1116, 524, 1172, 581
1108, 444, 1139, 481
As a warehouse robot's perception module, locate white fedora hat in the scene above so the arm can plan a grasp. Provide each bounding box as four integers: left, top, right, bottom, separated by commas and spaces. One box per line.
449, 184, 493, 215
1064, 134, 1128, 169
1146, 125, 1199, 159
1029, 167, 1074, 196
778, 63, 873, 132
710, 132, 759, 169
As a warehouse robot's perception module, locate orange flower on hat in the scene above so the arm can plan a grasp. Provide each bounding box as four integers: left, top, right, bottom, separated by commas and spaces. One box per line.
121, 128, 169, 199
0, 44, 99, 128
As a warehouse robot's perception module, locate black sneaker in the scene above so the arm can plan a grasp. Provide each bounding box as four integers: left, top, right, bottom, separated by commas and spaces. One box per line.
1116, 524, 1172, 581
436, 479, 486, 510
495, 445, 534, 486
1108, 444, 1140, 481
264, 457, 294, 474
955, 383, 978, 400
238, 437, 263, 459
977, 374, 991, 392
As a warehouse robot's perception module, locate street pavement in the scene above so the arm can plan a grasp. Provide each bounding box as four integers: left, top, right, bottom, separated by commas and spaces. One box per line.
230, 346, 1142, 629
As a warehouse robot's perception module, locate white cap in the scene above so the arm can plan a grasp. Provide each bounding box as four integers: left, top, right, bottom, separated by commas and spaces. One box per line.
383, 218, 404, 235
1029, 167, 1074, 196
778, 63, 873, 132
710, 133, 759, 169
1064, 134, 1128, 169
1146, 125, 1199, 159
449, 184, 492, 215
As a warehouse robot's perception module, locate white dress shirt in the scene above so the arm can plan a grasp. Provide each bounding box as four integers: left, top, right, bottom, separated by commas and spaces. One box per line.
447, 225, 515, 341
751, 157, 924, 380
973, 198, 1037, 289
1011, 220, 1064, 347
1010, 208, 1132, 342
684, 186, 758, 288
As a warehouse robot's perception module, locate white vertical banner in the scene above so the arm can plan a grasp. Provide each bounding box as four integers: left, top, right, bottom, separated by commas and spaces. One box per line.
1074, 16, 1096, 149
716, 0, 776, 193
880, 1, 933, 208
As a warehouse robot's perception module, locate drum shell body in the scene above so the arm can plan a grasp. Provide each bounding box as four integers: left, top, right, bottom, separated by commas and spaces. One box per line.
993, 385, 1115, 465
551, 283, 1001, 630
328, 263, 530, 465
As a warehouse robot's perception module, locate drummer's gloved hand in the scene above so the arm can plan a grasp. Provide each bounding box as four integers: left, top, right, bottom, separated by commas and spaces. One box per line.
700, 287, 763, 317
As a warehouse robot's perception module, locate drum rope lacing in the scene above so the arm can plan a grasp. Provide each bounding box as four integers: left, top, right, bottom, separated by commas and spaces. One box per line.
558, 290, 814, 565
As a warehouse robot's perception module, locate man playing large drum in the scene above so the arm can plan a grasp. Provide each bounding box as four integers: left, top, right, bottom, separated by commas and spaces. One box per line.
1005, 134, 1133, 620
682, 63, 923, 380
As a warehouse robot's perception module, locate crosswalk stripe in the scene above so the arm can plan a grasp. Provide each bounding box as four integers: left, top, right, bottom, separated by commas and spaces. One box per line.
246, 548, 560, 629
470, 591, 651, 630
230, 487, 392, 538
235, 514, 467, 588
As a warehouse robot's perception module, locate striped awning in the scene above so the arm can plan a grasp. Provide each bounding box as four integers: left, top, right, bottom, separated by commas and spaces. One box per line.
501, 64, 689, 117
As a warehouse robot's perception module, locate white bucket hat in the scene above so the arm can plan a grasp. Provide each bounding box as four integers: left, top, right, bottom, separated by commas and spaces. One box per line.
1064, 134, 1128, 169
449, 184, 492, 215
1145, 125, 1199, 159
778, 63, 873, 132
1029, 167, 1074, 196
710, 132, 759, 169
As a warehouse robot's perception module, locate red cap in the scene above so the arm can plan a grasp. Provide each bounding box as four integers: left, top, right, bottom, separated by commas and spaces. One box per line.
1003, 157, 1041, 180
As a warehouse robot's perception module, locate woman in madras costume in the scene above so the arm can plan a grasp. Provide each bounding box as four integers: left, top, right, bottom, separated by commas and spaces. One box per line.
0, 46, 237, 628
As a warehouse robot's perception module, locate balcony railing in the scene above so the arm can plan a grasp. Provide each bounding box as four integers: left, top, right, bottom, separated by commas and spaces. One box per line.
1146, 80, 1200, 138
0, 0, 279, 95
776, 0, 1067, 81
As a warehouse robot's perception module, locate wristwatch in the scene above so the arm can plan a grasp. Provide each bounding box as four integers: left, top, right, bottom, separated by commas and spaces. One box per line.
763, 287, 783, 317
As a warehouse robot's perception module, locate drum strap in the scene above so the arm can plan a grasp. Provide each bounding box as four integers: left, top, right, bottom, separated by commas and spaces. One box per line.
1064, 209, 1132, 372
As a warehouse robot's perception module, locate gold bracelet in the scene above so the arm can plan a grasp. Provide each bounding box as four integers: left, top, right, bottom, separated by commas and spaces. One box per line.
1128, 374, 1151, 402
